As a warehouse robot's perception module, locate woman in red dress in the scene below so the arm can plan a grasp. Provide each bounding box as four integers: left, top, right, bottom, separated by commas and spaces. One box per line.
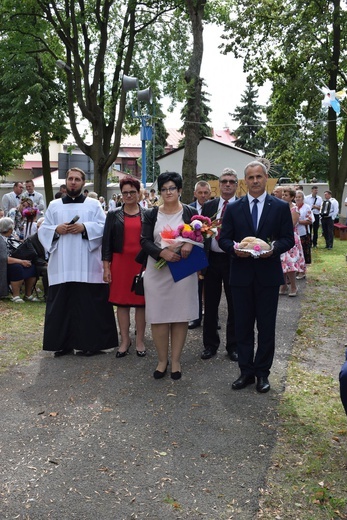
102, 177, 146, 357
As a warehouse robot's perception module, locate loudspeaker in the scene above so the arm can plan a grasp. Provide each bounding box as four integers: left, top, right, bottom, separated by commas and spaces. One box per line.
122, 74, 139, 92
138, 87, 152, 104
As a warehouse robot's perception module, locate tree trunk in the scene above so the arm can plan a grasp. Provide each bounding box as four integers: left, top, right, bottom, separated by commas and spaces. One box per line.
181, 0, 206, 204
41, 133, 53, 205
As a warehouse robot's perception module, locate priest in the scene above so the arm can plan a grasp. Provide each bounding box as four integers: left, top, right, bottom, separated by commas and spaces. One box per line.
38, 167, 118, 356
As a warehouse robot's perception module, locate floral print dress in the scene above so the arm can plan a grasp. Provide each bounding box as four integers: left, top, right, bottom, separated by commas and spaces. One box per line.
280, 206, 306, 274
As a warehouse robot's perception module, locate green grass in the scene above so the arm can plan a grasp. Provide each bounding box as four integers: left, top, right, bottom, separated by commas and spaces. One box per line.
259, 238, 347, 519
0, 283, 46, 371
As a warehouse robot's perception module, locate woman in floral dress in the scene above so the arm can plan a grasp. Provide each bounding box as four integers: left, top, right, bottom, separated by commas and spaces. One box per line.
279, 187, 306, 296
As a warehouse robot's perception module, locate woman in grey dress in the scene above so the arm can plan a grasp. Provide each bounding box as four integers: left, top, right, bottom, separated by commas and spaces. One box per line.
141, 172, 199, 380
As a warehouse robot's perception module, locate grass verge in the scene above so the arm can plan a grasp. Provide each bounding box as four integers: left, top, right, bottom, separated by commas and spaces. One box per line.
259, 238, 347, 519
0, 286, 46, 371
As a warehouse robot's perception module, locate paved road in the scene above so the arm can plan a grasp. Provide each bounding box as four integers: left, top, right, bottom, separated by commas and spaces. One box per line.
0, 291, 302, 519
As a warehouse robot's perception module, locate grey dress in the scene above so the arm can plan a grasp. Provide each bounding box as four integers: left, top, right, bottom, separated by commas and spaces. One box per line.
143, 209, 199, 324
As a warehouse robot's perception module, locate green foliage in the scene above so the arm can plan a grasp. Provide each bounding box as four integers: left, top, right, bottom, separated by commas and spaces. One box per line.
0, 0, 193, 195
179, 84, 212, 145
231, 77, 265, 154
0, 1, 69, 181
221, 0, 347, 203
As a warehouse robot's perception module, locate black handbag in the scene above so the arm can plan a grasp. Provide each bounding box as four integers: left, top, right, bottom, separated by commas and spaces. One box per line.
9, 238, 39, 262
131, 266, 145, 296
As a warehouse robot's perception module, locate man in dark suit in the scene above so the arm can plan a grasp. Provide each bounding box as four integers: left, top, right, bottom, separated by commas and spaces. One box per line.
188, 181, 211, 329
219, 161, 294, 393
200, 169, 238, 361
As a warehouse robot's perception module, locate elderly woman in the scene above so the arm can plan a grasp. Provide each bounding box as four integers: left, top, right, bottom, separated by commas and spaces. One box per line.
140, 171, 199, 380
102, 176, 146, 357
0, 217, 38, 303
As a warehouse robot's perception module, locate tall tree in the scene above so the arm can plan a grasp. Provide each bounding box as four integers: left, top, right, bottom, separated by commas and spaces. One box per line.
179, 85, 212, 146
0, 3, 69, 202
4, 1, 192, 197
231, 78, 265, 154
180, 0, 207, 203
221, 0, 347, 206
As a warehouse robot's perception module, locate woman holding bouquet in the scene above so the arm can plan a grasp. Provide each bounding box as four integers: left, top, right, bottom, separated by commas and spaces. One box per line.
141, 172, 199, 380
102, 176, 146, 357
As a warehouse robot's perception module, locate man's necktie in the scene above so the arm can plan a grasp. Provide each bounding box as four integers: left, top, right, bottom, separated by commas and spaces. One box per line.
252, 199, 259, 232
216, 199, 228, 240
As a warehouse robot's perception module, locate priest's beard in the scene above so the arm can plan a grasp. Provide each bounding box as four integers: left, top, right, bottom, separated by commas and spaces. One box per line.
66, 188, 82, 198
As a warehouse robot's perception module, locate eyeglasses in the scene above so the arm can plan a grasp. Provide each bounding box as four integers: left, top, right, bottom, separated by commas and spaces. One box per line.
160, 186, 178, 194
121, 190, 137, 197
220, 179, 237, 185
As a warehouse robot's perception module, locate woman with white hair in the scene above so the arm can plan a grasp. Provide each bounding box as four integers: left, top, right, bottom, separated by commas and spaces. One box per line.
0, 217, 38, 302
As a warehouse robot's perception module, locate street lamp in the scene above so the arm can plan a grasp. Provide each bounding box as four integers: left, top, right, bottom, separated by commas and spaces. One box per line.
122, 75, 153, 186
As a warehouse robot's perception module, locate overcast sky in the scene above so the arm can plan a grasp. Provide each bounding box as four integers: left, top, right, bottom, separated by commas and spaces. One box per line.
164, 24, 271, 130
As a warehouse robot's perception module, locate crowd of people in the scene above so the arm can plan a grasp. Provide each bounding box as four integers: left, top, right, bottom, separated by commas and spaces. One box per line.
0, 167, 345, 401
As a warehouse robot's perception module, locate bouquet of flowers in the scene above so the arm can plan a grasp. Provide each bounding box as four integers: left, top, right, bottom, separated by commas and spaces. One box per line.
22, 207, 39, 218
154, 215, 216, 270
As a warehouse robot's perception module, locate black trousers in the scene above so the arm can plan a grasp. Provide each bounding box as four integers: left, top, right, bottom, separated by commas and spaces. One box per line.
197, 278, 203, 322
232, 282, 279, 377
203, 251, 236, 354
321, 217, 334, 248
311, 214, 320, 246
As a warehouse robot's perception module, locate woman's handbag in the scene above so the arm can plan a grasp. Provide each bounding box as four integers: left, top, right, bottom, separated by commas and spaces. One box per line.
8, 236, 39, 262
10, 238, 39, 262
131, 265, 145, 296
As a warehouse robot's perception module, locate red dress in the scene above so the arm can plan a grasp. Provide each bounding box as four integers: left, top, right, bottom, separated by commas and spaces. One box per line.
109, 214, 145, 307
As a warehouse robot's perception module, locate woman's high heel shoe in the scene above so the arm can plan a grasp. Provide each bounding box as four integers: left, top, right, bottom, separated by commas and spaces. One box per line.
170, 371, 182, 380
116, 341, 131, 358
136, 349, 147, 357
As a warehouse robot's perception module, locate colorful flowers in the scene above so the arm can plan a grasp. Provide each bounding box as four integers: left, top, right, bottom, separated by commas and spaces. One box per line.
154, 214, 215, 270
22, 207, 39, 218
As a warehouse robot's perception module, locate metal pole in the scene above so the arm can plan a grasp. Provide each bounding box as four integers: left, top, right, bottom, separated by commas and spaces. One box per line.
141, 117, 147, 186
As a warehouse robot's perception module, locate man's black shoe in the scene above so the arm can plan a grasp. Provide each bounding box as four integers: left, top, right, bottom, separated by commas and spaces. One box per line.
201, 348, 217, 360
256, 376, 270, 393
232, 374, 255, 390
228, 351, 238, 362
188, 320, 201, 330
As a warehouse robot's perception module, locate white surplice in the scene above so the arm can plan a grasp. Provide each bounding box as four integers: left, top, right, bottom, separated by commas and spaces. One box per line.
38, 197, 106, 286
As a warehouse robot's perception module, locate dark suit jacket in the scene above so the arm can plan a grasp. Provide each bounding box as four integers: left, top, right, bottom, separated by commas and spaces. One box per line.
189, 201, 198, 209
219, 194, 294, 286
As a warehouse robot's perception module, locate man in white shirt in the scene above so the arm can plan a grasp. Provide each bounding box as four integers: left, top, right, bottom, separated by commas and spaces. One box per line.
108, 194, 117, 212
305, 186, 322, 247
189, 180, 211, 215
1, 182, 24, 215
320, 190, 339, 249
23, 180, 45, 212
